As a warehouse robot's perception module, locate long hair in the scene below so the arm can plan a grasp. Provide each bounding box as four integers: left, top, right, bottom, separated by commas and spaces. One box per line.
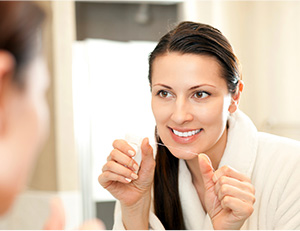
149, 21, 241, 229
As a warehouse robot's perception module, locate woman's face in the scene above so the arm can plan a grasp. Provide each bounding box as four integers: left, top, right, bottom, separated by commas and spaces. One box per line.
151, 52, 232, 160
0, 54, 49, 214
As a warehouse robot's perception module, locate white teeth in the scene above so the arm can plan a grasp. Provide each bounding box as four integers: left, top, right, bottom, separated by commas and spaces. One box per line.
173, 129, 201, 137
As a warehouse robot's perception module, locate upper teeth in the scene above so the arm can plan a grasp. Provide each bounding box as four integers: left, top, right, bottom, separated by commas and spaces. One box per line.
173, 129, 201, 137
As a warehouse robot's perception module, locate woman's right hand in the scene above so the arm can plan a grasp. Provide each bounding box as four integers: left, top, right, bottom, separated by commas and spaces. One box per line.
98, 137, 155, 212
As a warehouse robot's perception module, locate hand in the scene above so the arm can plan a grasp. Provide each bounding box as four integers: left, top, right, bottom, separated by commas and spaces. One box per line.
43, 197, 105, 230
99, 138, 155, 229
77, 218, 105, 230
99, 138, 155, 206
198, 154, 255, 230
43, 197, 65, 230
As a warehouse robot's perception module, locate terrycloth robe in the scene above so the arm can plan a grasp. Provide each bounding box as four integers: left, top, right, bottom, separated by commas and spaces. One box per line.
113, 110, 300, 229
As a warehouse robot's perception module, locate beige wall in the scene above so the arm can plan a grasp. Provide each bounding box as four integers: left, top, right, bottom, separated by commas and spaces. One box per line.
179, 0, 300, 140
29, 1, 79, 192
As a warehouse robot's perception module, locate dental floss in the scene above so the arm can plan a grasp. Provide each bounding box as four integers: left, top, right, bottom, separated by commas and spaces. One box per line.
125, 134, 218, 214
155, 142, 199, 156
125, 134, 199, 168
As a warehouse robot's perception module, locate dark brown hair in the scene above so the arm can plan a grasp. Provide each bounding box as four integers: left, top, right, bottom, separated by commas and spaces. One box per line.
0, 1, 45, 87
149, 21, 241, 229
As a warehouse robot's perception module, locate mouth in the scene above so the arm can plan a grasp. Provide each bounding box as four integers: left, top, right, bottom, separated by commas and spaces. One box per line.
172, 128, 202, 137
168, 127, 203, 144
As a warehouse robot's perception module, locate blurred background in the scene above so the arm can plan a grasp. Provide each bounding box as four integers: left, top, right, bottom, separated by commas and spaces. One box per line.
0, 0, 299, 229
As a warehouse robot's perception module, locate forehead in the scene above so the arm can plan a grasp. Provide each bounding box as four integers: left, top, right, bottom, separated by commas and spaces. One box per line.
152, 52, 226, 87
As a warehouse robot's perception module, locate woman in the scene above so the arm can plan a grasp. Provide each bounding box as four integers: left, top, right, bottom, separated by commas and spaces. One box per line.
0, 2, 104, 229
99, 21, 300, 229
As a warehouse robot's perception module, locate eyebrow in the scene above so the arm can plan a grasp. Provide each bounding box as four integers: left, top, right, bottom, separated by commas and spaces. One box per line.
152, 83, 216, 90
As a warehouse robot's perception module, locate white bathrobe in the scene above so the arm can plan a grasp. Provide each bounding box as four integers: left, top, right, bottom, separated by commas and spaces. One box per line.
113, 110, 300, 229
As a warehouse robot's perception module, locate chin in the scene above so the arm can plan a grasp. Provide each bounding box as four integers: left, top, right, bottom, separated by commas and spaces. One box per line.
166, 146, 199, 160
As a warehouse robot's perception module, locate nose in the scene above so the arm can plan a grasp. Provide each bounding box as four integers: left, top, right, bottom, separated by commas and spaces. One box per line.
170, 97, 193, 125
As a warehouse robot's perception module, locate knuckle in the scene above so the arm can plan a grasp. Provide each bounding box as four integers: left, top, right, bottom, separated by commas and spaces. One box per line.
98, 174, 102, 183
112, 139, 119, 147
127, 158, 135, 168
110, 149, 118, 159
221, 165, 232, 175
149, 159, 156, 169
250, 184, 256, 194
112, 139, 123, 148
223, 196, 230, 205
251, 194, 256, 204
245, 205, 254, 216
220, 185, 229, 195
245, 182, 255, 194
219, 176, 227, 185
101, 171, 109, 179
105, 161, 113, 170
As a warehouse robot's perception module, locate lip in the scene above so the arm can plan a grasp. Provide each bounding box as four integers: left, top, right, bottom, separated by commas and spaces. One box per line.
168, 127, 203, 144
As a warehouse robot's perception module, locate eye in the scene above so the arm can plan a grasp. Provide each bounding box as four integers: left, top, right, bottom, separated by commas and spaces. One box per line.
193, 91, 210, 99
157, 90, 172, 98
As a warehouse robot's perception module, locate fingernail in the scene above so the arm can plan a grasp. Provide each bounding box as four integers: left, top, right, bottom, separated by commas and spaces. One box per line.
125, 178, 132, 182
128, 150, 135, 156
133, 164, 139, 172
131, 173, 138, 180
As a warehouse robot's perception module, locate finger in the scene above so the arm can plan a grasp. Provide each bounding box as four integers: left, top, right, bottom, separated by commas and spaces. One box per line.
215, 175, 255, 195
112, 139, 136, 157
102, 161, 138, 181
213, 165, 251, 184
99, 171, 134, 187
221, 196, 254, 218
43, 197, 65, 230
198, 154, 215, 191
216, 184, 256, 204
108, 149, 139, 172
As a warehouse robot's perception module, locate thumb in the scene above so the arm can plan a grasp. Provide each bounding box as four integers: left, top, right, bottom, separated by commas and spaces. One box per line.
198, 154, 215, 190
43, 197, 65, 230
139, 137, 155, 176
140, 137, 153, 161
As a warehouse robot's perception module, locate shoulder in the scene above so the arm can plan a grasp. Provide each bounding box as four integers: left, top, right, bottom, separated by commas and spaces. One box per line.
257, 132, 300, 158
254, 132, 300, 182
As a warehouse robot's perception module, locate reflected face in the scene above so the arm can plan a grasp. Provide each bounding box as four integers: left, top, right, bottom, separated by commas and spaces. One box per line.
151, 53, 232, 159
0, 54, 49, 214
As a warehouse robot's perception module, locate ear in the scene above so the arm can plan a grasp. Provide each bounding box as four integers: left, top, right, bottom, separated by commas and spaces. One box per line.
228, 80, 244, 113
0, 50, 15, 133
0, 50, 15, 90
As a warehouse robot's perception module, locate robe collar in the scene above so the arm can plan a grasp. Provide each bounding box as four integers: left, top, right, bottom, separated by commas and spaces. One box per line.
179, 110, 258, 229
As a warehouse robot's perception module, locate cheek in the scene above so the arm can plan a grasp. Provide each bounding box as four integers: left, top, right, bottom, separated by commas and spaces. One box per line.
151, 98, 170, 137
151, 98, 166, 123
196, 98, 230, 128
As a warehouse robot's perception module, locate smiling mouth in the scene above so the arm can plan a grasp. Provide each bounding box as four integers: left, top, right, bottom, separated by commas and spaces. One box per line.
171, 128, 203, 138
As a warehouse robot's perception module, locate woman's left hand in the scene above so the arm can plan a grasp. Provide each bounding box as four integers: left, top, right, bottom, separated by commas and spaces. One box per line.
198, 154, 255, 230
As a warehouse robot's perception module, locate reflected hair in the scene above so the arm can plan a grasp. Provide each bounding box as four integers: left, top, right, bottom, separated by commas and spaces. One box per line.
0, 1, 45, 87
148, 21, 241, 230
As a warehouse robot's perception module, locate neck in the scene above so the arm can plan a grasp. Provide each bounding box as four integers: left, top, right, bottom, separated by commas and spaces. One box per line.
186, 127, 228, 185
185, 128, 228, 212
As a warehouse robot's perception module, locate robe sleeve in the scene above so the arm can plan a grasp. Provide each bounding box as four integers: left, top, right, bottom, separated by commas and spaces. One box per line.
273, 152, 300, 229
